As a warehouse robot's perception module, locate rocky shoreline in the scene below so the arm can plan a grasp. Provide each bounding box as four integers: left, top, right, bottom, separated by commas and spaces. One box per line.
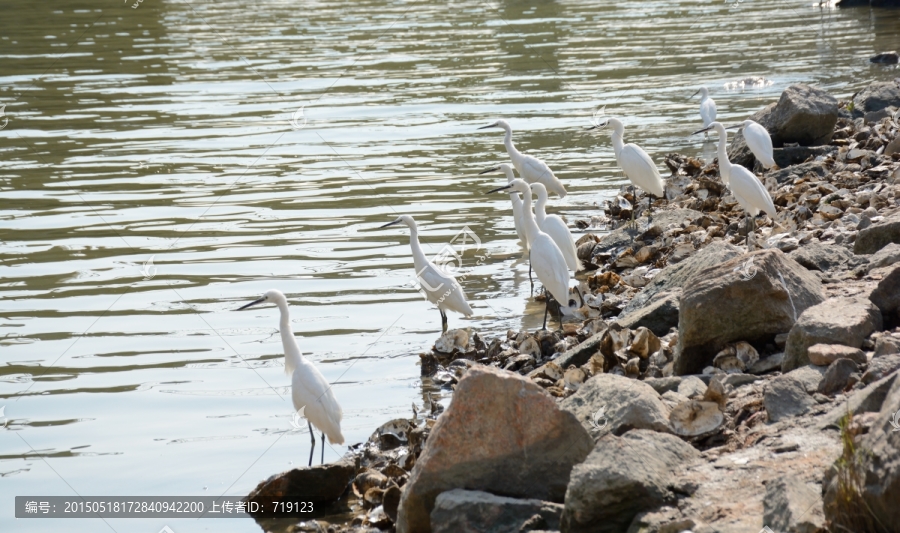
246, 79, 900, 533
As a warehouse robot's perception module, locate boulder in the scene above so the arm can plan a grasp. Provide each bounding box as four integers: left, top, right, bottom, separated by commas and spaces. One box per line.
621, 241, 743, 316
561, 430, 700, 533
244, 455, 357, 508
676, 376, 707, 398
807, 343, 867, 367
769, 84, 839, 146
821, 373, 898, 428
616, 289, 681, 337
783, 297, 883, 373
823, 374, 900, 530
395, 366, 593, 533
430, 489, 563, 533
643, 377, 683, 395
788, 242, 855, 272
863, 353, 900, 384
764, 372, 818, 422
560, 373, 672, 437
675, 249, 825, 375
592, 209, 704, 257
854, 213, 900, 255
869, 264, 900, 327
529, 330, 605, 380
817, 358, 860, 396
626, 507, 695, 533
853, 80, 900, 114
763, 476, 826, 533
868, 243, 900, 271
874, 336, 900, 358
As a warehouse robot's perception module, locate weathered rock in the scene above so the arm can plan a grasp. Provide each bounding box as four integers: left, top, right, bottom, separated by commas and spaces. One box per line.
818, 358, 860, 396
616, 289, 681, 338
874, 336, 900, 358
854, 213, 900, 255
561, 430, 700, 533
821, 373, 898, 428
750, 351, 785, 374
792, 364, 829, 393
870, 51, 900, 64
430, 489, 563, 533
529, 330, 606, 380
783, 296, 883, 373
668, 400, 724, 437
396, 366, 593, 533
676, 249, 825, 375
765, 373, 818, 422
788, 242, 855, 272
869, 264, 900, 326
868, 243, 900, 271
769, 84, 839, 145
763, 475, 826, 533
560, 373, 672, 437
676, 376, 707, 399
863, 353, 900, 384
643, 376, 683, 395
626, 506, 695, 533
823, 374, 900, 530
592, 209, 703, 257
621, 241, 743, 316
807, 343, 867, 367
853, 80, 900, 113
245, 455, 357, 508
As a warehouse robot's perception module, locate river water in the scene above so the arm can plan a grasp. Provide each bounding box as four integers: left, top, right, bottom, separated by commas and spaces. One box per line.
1, 0, 899, 531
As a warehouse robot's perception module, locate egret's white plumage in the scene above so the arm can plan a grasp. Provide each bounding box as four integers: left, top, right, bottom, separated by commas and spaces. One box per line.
237, 289, 344, 465
479, 120, 567, 198
731, 119, 776, 169
693, 86, 717, 128
380, 215, 473, 330
480, 164, 529, 250
703, 122, 775, 219
531, 182, 582, 273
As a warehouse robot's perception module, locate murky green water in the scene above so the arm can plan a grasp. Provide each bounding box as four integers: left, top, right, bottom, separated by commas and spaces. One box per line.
2, 0, 899, 530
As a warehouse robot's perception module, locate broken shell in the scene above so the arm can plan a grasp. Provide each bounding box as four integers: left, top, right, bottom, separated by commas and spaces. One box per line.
353, 469, 388, 498
518, 336, 542, 358
434, 329, 469, 354
628, 327, 662, 359
542, 361, 565, 381
734, 341, 759, 367
703, 376, 729, 410
713, 346, 745, 373
564, 366, 587, 391
669, 400, 725, 437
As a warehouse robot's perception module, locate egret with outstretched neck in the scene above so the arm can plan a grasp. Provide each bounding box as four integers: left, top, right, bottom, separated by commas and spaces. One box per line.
728, 120, 776, 170
588, 117, 666, 228
531, 182, 582, 273
693, 122, 776, 244
237, 289, 344, 466
380, 215, 473, 332
487, 178, 576, 329
479, 164, 528, 250
478, 120, 567, 198
692, 87, 717, 137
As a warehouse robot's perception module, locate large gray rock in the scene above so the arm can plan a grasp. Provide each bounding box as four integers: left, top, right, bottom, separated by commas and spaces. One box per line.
430, 489, 563, 533
783, 296, 883, 373
807, 343, 867, 367
621, 241, 743, 316
854, 213, 900, 255
396, 366, 593, 533
853, 80, 900, 114
818, 358, 860, 396
616, 289, 681, 337
675, 248, 825, 375
244, 455, 357, 507
561, 430, 700, 533
765, 372, 818, 422
821, 373, 898, 428
529, 331, 606, 380
560, 373, 672, 437
626, 507, 696, 533
868, 243, 900, 271
823, 374, 900, 530
869, 264, 900, 327
763, 476, 826, 533
788, 242, 855, 273
873, 337, 900, 358
592, 208, 704, 257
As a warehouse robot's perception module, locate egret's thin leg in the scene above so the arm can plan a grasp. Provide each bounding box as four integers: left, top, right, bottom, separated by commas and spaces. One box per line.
320, 432, 325, 465
528, 251, 534, 295
647, 193, 654, 225
307, 421, 315, 467
440, 309, 448, 333
542, 294, 551, 331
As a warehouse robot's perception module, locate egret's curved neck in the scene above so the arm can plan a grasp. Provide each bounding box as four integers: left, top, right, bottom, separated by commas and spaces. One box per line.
407, 223, 429, 272
276, 300, 303, 375
534, 193, 548, 226
502, 126, 522, 162
611, 128, 625, 159
519, 190, 540, 242
715, 131, 732, 184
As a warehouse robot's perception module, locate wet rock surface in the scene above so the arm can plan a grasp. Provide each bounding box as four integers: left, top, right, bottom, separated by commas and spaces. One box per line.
429, 489, 563, 533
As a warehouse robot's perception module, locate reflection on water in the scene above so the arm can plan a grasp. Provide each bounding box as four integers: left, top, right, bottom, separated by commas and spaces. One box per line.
1, 0, 899, 530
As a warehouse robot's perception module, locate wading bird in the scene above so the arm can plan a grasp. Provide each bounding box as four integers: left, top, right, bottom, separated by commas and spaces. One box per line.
728, 120, 776, 170
693, 122, 776, 244
479, 164, 528, 250
237, 289, 344, 466
478, 120, 567, 198
692, 86, 717, 136
380, 215, 473, 332
588, 117, 666, 227
487, 179, 576, 329
531, 182, 582, 273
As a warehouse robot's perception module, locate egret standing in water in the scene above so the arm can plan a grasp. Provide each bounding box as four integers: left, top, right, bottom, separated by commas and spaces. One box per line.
479, 164, 529, 250
728, 120, 776, 170
478, 120, 568, 198
692, 87, 717, 137
237, 289, 344, 466
588, 117, 666, 228
488, 179, 576, 329
531, 182, 582, 273
380, 215, 473, 332
693, 122, 776, 244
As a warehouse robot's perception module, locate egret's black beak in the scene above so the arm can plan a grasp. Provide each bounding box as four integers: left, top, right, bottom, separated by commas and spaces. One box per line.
486, 184, 513, 194
237, 297, 266, 311
478, 166, 500, 175
477, 124, 495, 130
379, 218, 403, 229
691, 89, 701, 98
691, 126, 712, 135
725, 124, 742, 130
586, 124, 599, 130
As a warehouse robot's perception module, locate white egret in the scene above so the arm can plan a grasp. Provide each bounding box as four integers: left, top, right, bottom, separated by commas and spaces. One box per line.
478, 120, 568, 198
693, 122, 776, 244
587, 117, 666, 227
728, 120, 776, 170
531, 182, 582, 273
487, 178, 576, 329
479, 164, 528, 250
692, 87, 717, 136
380, 215, 473, 332
237, 289, 344, 466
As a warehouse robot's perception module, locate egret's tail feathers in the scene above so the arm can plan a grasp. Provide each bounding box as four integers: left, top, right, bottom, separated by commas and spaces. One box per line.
326, 429, 345, 445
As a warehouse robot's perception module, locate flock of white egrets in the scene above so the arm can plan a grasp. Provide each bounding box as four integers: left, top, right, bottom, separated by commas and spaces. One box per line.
235, 86, 779, 465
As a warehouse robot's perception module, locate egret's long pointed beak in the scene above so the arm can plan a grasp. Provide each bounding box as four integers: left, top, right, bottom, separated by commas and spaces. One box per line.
477, 124, 495, 130
725, 124, 742, 130
478, 166, 500, 175
379, 218, 403, 229
237, 297, 266, 311
586, 124, 599, 130
486, 184, 513, 194
691, 89, 701, 98
691, 126, 712, 135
